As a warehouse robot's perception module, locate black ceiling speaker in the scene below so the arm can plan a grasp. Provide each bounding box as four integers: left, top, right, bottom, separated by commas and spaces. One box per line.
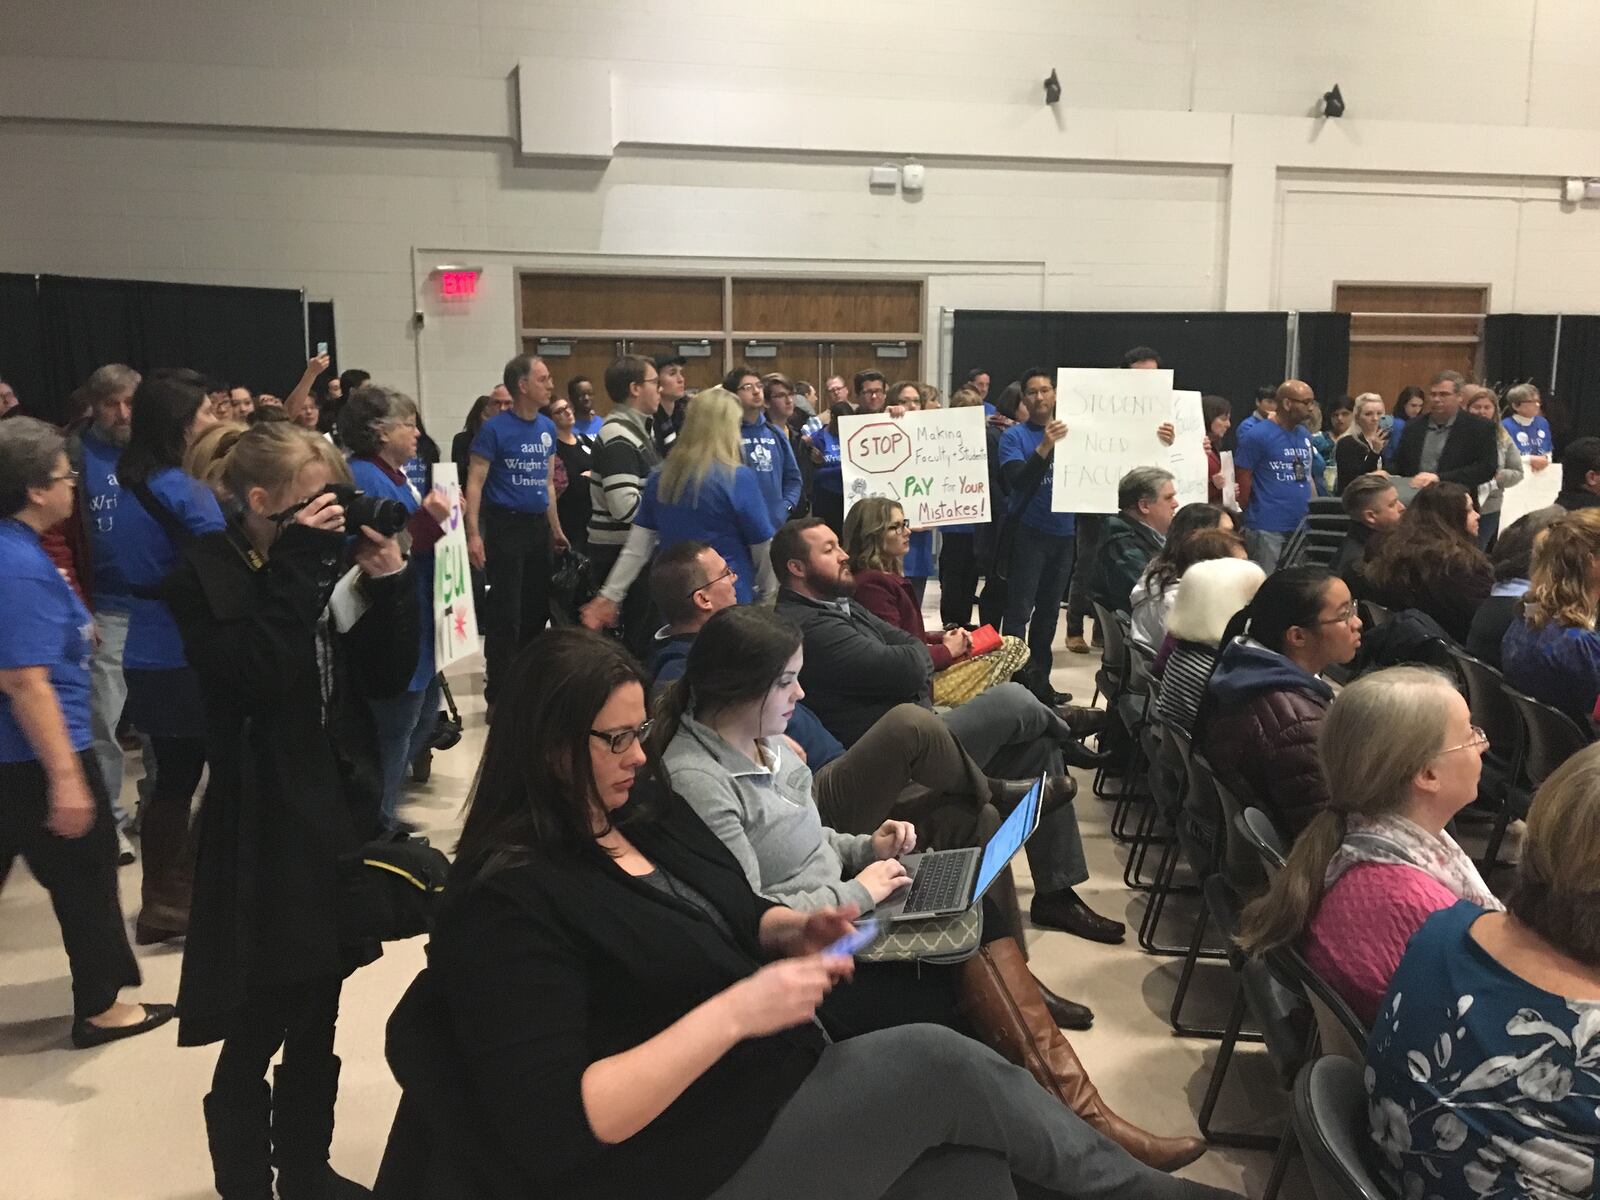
1322, 84, 1345, 118
1043, 69, 1061, 105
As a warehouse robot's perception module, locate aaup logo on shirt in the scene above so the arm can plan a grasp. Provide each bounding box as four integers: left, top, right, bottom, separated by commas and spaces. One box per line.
749, 443, 773, 471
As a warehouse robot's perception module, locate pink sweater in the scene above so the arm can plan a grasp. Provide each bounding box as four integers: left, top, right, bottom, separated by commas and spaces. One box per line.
1302, 863, 1460, 1026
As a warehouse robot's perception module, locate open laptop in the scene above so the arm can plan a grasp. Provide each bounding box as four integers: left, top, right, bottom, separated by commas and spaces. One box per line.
876, 775, 1045, 923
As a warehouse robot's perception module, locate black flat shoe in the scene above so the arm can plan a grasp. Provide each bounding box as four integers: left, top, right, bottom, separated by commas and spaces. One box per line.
71, 1003, 176, 1049
1030, 892, 1127, 944
1032, 975, 1094, 1030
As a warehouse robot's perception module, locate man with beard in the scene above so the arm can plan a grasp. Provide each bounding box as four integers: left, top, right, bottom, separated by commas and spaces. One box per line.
69, 365, 143, 855
773, 518, 1125, 946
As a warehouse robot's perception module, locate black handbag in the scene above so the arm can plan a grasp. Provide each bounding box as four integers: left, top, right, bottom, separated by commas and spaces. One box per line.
338, 837, 451, 945
548, 548, 595, 625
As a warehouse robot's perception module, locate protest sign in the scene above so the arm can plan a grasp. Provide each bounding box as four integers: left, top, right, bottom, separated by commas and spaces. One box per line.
839, 406, 991, 527
1167, 390, 1209, 506
1497, 462, 1562, 530
1052, 368, 1176, 513
431, 464, 480, 668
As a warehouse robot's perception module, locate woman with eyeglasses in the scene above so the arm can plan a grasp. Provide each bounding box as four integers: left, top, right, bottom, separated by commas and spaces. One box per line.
1357, 481, 1492, 644
391, 626, 1239, 1200
1501, 507, 1600, 726
1198, 566, 1363, 838
1236, 667, 1498, 1025
0, 418, 175, 1049
116, 369, 223, 943
344, 385, 451, 836
545, 391, 597, 556
843, 496, 1029, 707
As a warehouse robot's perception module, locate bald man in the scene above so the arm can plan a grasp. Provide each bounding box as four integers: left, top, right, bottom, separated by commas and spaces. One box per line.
1234, 379, 1316, 571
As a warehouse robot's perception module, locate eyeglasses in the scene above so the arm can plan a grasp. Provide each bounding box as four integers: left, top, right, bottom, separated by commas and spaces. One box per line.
737, 381, 762, 393
589, 721, 653, 754
688, 565, 736, 598
1438, 726, 1489, 756
1313, 605, 1360, 626
860, 385, 886, 396
884, 519, 912, 533
48, 469, 80, 485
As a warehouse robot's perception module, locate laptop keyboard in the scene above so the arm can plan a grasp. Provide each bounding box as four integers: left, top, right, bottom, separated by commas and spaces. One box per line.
901, 851, 968, 914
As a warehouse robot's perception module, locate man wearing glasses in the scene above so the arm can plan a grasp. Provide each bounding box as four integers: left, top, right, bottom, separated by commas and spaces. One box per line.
729, 364, 801, 530
1390, 370, 1498, 495
853, 370, 888, 415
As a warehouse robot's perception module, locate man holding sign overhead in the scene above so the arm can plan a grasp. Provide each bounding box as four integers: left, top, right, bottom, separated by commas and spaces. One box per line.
1234, 380, 1316, 572
998, 368, 1173, 680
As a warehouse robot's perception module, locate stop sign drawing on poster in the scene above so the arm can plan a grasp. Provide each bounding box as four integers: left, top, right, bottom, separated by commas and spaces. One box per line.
837, 408, 991, 528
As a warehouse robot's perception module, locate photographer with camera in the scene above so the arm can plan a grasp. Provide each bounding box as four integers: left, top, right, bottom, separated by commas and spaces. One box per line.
343, 385, 451, 836
162, 421, 422, 1199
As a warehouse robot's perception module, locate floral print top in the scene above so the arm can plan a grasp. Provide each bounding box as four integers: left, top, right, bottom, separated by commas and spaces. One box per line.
1366, 901, 1600, 1200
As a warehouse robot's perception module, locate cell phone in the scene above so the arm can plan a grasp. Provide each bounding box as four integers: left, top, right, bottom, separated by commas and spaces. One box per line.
821, 918, 882, 959
316, 342, 329, 357
1379, 414, 1394, 432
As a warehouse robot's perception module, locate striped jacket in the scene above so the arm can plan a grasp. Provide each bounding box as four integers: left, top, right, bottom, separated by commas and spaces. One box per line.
586, 404, 661, 551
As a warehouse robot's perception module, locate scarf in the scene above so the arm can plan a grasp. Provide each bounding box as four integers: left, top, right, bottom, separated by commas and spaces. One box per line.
1325, 812, 1503, 911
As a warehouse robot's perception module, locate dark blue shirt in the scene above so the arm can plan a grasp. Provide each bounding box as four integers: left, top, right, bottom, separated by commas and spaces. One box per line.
470, 410, 557, 513
1236, 418, 1313, 533
121, 467, 226, 670
740, 415, 802, 529
350, 459, 436, 691
904, 529, 935, 579
0, 520, 95, 763
635, 466, 778, 605
1503, 414, 1553, 459
809, 427, 842, 494
998, 421, 1075, 538
1500, 616, 1600, 726
575, 412, 603, 438
79, 429, 132, 608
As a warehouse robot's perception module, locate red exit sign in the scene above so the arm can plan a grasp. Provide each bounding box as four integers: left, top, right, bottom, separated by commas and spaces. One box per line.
437, 268, 480, 300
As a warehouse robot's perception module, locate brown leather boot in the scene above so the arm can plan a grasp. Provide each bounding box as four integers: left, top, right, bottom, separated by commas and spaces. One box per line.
959, 937, 1207, 1172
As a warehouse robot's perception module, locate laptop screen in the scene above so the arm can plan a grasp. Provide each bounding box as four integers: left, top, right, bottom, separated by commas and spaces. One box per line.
972, 777, 1042, 900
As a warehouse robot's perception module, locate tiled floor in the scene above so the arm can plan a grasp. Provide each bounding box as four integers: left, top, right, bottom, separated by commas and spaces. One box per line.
0, 604, 1304, 1199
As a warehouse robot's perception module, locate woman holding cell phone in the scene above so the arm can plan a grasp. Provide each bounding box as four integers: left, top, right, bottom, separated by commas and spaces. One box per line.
389, 626, 1236, 1200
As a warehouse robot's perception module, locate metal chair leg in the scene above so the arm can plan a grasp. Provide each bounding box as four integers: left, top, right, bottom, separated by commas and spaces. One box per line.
1196, 987, 1280, 1151
1170, 904, 1252, 1040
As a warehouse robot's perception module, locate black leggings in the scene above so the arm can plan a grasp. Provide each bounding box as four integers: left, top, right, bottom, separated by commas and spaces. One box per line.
213, 978, 342, 1095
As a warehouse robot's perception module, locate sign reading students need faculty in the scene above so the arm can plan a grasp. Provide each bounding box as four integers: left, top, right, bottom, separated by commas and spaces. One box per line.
1052, 368, 1176, 514
431, 464, 480, 669
839, 406, 991, 528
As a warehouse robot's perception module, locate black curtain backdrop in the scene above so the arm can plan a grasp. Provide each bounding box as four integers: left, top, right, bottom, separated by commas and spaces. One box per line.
1482, 314, 1559, 396
1294, 312, 1351, 409
0, 273, 50, 420
951, 310, 1289, 424
1555, 315, 1600, 445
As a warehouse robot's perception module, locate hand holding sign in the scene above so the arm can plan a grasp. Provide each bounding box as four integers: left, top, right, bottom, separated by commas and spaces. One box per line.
1052, 368, 1176, 514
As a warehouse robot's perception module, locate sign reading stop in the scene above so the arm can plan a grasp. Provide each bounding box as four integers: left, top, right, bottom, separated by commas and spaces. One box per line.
844, 421, 911, 473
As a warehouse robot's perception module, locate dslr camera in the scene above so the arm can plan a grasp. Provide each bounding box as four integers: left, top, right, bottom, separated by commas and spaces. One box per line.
319, 484, 408, 537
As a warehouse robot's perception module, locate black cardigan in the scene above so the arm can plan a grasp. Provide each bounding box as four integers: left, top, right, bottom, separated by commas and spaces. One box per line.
163, 523, 419, 1045
415, 790, 824, 1200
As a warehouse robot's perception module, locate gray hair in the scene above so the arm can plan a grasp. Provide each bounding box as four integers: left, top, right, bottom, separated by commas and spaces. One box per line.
82, 363, 141, 402
339, 384, 418, 457
1506, 383, 1539, 409
0, 417, 67, 518
1118, 465, 1174, 512
1430, 369, 1465, 393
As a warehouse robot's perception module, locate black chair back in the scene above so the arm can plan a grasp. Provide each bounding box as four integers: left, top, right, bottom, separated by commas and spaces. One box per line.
1444, 645, 1524, 773
1269, 943, 1371, 1066
1505, 687, 1591, 788
1212, 769, 1267, 892
1294, 1057, 1395, 1200
1239, 807, 1288, 872
1091, 600, 1128, 692
1357, 599, 1391, 629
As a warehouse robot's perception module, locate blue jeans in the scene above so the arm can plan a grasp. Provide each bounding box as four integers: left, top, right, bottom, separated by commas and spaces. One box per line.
369, 674, 443, 832
1002, 529, 1076, 673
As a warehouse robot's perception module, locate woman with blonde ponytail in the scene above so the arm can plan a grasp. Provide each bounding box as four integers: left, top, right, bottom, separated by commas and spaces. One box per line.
1235, 666, 1500, 1024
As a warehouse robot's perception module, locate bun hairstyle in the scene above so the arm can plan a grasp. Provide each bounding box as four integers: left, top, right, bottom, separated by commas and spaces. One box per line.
212, 421, 350, 509
1215, 565, 1335, 655
184, 422, 249, 489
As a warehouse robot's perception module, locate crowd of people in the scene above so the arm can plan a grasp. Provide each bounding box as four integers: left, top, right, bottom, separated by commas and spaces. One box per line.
3, 344, 1599, 1200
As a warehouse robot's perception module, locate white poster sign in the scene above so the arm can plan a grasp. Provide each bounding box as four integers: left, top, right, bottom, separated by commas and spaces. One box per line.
1219, 451, 1239, 512
431, 464, 480, 669
839, 407, 991, 527
1497, 463, 1562, 530
1167, 390, 1209, 507
1052, 368, 1176, 514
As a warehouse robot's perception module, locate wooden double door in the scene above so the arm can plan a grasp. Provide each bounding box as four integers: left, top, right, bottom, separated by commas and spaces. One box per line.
1337, 283, 1486, 408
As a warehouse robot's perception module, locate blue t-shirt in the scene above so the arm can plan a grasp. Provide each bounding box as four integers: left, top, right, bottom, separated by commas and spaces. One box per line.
350, 459, 435, 692
740, 416, 801, 529
1503, 414, 1553, 459
575, 412, 603, 438
470, 410, 557, 514
403, 455, 430, 495
1500, 616, 1600, 726
998, 421, 1075, 538
1236, 419, 1313, 533
635, 466, 779, 605
1366, 901, 1600, 1200
810, 427, 842, 494
79, 429, 132, 609
1385, 416, 1405, 463
121, 467, 226, 670
904, 529, 935, 579
0, 520, 95, 763
983, 402, 997, 418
